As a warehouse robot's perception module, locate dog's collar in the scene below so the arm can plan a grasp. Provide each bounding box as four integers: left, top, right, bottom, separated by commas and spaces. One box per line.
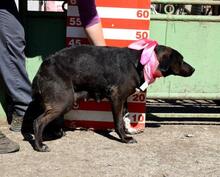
128, 38, 161, 91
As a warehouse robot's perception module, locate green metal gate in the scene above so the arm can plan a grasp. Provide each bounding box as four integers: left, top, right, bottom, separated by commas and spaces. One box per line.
148, 0, 220, 100
148, 0, 220, 121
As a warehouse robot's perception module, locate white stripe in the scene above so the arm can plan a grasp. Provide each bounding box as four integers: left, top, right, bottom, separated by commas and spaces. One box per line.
66, 27, 149, 40
97, 7, 150, 20
67, 6, 150, 20
103, 28, 149, 40
67, 5, 79, 16
65, 110, 112, 122
66, 27, 86, 38
65, 110, 145, 123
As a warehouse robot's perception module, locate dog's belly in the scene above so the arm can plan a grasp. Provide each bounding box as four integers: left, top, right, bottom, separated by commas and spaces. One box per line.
74, 85, 108, 102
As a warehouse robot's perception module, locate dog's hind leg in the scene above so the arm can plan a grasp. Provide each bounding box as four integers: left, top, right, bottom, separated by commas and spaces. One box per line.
33, 103, 70, 152
33, 87, 75, 152
21, 98, 44, 141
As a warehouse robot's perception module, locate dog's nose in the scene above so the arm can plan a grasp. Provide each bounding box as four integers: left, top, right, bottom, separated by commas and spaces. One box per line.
187, 67, 195, 77
183, 66, 195, 77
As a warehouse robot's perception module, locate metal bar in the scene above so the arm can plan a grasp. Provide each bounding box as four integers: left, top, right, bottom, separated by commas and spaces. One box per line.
147, 113, 220, 118
146, 93, 220, 100
146, 121, 220, 125
151, 14, 220, 22
151, 0, 220, 5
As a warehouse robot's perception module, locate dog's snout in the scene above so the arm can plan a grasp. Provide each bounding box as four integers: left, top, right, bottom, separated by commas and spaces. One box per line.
188, 63, 195, 74
177, 62, 195, 77
184, 65, 195, 77
191, 67, 195, 74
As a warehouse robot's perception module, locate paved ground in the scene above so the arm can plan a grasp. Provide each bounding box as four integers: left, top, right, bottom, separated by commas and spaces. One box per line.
0, 120, 220, 177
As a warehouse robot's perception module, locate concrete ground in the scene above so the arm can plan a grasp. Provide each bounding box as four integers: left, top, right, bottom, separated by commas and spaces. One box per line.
0, 119, 220, 177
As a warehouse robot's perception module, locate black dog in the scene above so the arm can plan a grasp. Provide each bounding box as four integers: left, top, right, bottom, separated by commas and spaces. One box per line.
22, 44, 194, 152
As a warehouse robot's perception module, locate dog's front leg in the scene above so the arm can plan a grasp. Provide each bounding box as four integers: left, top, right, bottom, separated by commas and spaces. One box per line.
111, 99, 137, 144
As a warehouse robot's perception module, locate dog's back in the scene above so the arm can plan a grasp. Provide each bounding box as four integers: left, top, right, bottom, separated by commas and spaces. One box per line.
34, 45, 142, 99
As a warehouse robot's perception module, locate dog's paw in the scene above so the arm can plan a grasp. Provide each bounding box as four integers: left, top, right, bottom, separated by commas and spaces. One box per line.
125, 128, 144, 135
22, 133, 34, 141
123, 137, 137, 144
43, 129, 66, 141
35, 144, 50, 152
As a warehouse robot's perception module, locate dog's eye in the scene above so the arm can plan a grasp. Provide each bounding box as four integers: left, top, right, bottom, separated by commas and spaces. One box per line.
179, 60, 183, 65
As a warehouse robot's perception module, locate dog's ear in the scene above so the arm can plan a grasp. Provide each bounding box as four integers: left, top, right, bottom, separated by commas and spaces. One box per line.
155, 46, 173, 72
158, 55, 172, 72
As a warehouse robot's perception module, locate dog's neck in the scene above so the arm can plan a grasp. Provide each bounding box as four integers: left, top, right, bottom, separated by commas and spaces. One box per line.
129, 39, 163, 91
140, 51, 163, 91
153, 69, 163, 78
130, 48, 163, 91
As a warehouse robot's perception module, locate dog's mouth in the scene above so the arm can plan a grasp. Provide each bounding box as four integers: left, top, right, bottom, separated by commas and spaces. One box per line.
175, 64, 195, 77
159, 62, 195, 78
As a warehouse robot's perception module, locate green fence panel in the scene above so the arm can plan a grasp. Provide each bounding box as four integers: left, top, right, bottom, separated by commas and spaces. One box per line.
25, 13, 66, 58
148, 16, 220, 99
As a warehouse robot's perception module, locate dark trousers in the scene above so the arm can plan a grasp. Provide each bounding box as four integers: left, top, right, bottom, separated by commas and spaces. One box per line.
0, 9, 32, 118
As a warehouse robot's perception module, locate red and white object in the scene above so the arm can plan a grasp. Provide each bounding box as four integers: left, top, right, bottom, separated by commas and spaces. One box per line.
65, 0, 151, 131
66, 0, 151, 47
65, 92, 146, 131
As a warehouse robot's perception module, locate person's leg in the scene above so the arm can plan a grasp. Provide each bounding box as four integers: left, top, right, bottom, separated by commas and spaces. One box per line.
0, 130, 19, 154
0, 10, 32, 131
77, 0, 106, 46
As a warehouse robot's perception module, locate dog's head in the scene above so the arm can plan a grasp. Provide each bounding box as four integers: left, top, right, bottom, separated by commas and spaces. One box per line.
155, 45, 195, 77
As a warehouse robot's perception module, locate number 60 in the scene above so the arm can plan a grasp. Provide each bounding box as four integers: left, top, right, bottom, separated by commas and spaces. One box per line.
136, 10, 149, 18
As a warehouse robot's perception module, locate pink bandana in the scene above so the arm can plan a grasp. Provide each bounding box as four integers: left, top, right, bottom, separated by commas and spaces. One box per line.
128, 38, 160, 91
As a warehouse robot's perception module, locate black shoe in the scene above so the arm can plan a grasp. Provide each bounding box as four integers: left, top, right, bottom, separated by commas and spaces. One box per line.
10, 114, 23, 132
0, 131, 20, 154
